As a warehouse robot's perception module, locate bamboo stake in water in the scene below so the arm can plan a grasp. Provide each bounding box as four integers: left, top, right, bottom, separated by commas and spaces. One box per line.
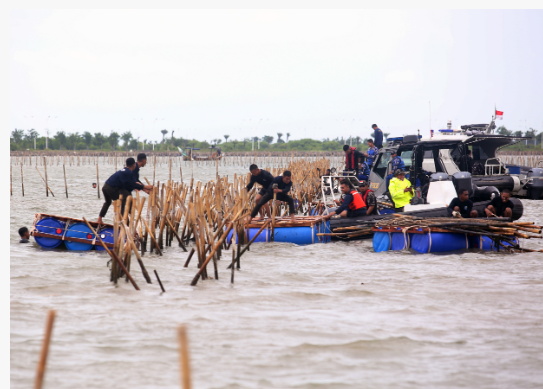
35, 166, 54, 197
96, 164, 101, 199
178, 325, 192, 389
21, 164, 24, 196
34, 310, 56, 389
10, 165, 13, 196
63, 164, 68, 198
43, 157, 49, 197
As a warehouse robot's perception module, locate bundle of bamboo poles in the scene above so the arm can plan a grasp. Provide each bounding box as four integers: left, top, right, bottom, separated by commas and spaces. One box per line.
80, 158, 335, 288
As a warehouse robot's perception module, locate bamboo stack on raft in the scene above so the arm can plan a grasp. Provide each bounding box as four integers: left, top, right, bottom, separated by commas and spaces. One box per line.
373, 214, 543, 253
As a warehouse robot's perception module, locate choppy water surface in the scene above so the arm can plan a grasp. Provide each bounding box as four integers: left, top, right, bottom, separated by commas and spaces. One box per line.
10, 162, 543, 388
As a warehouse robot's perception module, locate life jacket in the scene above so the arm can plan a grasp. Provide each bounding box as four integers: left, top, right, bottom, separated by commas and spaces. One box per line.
361, 189, 373, 205
345, 147, 357, 169
348, 190, 366, 210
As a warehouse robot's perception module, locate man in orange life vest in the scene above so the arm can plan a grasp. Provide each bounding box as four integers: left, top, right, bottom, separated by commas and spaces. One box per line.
321, 180, 367, 220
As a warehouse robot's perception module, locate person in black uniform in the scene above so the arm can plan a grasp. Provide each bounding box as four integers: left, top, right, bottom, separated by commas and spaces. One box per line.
133, 153, 147, 186
447, 188, 478, 218
97, 158, 153, 224
18, 227, 30, 243
485, 189, 514, 218
248, 171, 296, 223
246, 164, 275, 218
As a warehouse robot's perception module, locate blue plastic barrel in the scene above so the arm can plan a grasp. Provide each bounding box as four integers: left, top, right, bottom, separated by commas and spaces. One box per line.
64, 222, 95, 251
411, 232, 469, 253
469, 235, 519, 251
506, 165, 521, 175
390, 232, 412, 250
34, 217, 65, 249
272, 226, 316, 245
95, 227, 114, 251
373, 232, 391, 252
226, 227, 268, 244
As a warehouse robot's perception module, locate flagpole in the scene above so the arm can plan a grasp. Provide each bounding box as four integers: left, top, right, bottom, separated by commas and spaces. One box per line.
429, 101, 431, 135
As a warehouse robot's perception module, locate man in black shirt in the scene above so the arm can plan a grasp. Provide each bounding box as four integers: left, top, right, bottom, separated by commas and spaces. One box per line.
248, 171, 296, 223
18, 227, 30, 243
133, 153, 147, 186
485, 189, 514, 217
98, 158, 153, 224
447, 189, 478, 218
246, 164, 275, 218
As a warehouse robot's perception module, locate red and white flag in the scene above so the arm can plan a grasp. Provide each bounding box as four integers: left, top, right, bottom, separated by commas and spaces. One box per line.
495, 109, 503, 120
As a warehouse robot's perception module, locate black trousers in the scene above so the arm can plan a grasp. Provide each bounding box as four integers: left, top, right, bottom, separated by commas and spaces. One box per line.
251, 192, 295, 218
99, 183, 132, 218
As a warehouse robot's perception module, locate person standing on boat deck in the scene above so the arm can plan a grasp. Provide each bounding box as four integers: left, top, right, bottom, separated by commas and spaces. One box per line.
248, 171, 296, 224
385, 150, 405, 191
321, 180, 366, 219
358, 181, 378, 215
18, 227, 30, 243
389, 169, 413, 212
133, 153, 147, 187
246, 164, 274, 218
371, 124, 383, 149
358, 156, 371, 181
363, 139, 380, 168
343, 145, 363, 176
485, 189, 514, 218
448, 189, 478, 218
97, 158, 153, 225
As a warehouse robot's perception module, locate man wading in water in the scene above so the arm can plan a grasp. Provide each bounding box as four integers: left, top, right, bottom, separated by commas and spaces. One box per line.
97, 157, 153, 225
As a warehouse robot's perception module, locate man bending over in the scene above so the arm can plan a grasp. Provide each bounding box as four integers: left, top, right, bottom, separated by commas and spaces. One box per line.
248, 171, 296, 223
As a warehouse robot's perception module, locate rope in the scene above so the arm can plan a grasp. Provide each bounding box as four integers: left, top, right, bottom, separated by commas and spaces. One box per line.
428, 227, 432, 253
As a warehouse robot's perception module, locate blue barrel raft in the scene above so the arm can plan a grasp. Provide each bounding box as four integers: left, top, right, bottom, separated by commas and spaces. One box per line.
95, 227, 114, 251
374, 230, 521, 254
64, 222, 95, 251
34, 217, 66, 249
226, 218, 331, 245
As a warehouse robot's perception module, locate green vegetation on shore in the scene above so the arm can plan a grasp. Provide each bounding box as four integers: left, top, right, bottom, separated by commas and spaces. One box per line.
10, 129, 381, 152
11, 126, 541, 153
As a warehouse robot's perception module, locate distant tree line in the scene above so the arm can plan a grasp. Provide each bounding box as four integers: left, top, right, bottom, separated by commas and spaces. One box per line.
496, 126, 543, 151
10, 128, 390, 152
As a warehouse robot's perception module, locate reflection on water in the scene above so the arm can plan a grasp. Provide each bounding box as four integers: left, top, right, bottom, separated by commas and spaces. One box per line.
10, 162, 543, 389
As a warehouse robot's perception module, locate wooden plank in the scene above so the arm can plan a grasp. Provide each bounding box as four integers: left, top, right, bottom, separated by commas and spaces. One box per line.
32, 232, 114, 248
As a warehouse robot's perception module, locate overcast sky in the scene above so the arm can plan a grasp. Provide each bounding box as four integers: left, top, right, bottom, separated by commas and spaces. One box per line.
10, 9, 543, 143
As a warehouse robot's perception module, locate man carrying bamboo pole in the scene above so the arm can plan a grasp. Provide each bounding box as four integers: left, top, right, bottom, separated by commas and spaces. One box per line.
246, 164, 274, 218
248, 171, 296, 223
97, 158, 153, 224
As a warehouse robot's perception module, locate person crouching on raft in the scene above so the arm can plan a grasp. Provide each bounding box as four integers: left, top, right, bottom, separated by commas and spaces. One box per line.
389, 169, 413, 212
247, 171, 296, 224
245, 164, 274, 218
485, 189, 514, 218
321, 180, 367, 220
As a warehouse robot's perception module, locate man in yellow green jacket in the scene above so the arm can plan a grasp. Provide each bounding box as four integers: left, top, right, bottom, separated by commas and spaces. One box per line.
389, 169, 414, 212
